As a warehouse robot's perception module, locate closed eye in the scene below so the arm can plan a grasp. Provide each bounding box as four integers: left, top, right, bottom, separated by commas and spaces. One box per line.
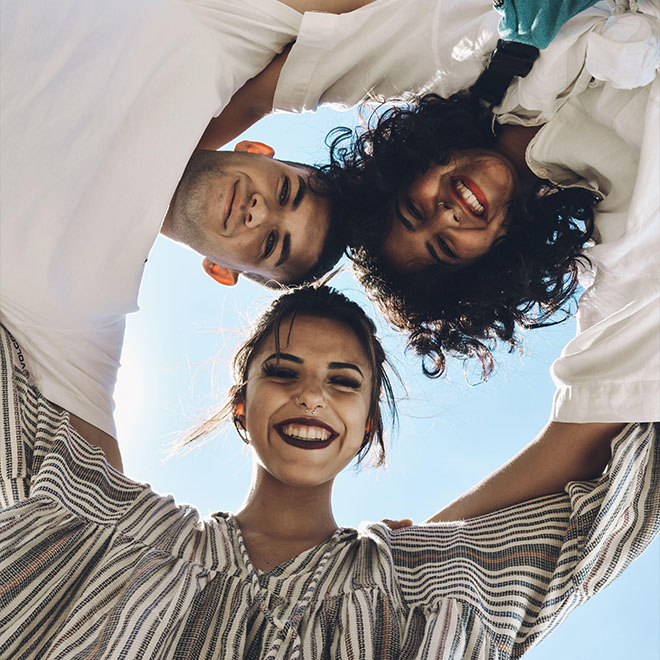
395, 200, 414, 232
437, 237, 457, 260
329, 375, 362, 390
406, 197, 423, 220
262, 362, 297, 380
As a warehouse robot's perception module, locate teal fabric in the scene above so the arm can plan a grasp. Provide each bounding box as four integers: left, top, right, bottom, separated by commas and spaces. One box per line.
496, 0, 601, 48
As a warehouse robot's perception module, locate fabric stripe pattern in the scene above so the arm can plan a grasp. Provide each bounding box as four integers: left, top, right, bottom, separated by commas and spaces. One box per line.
1, 324, 658, 659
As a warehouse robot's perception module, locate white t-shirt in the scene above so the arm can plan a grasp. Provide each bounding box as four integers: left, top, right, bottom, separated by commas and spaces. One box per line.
273, 0, 660, 423
0, 0, 301, 437
495, 4, 659, 422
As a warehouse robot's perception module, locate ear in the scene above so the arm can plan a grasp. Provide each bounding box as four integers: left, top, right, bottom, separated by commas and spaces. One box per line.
234, 140, 275, 158
202, 258, 239, 286
234, 400, 246, 423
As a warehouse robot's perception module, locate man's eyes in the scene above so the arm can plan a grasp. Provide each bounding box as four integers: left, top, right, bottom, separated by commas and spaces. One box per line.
263, 231, 277, 259
279, 176, 290, 205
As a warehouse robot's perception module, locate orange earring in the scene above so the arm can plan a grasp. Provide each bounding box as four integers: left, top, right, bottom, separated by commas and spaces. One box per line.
365, 420, 373, 437
233, 402, 248, 444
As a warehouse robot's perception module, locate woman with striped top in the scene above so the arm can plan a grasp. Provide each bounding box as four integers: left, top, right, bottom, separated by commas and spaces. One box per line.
0, 286, 658, 659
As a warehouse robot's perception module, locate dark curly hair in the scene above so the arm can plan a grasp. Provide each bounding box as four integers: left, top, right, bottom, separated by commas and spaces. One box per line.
319, 93, 596, 378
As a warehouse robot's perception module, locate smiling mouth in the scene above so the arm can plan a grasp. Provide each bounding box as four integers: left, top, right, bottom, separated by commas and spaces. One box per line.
274, 418, 338, 450
452, 177, 488, 219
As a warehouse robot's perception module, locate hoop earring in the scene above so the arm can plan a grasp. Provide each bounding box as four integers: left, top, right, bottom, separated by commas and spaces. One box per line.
234, 417, 249, 444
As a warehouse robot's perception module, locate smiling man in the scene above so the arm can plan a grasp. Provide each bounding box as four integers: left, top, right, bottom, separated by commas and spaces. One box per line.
162, 143, 336, 288
0, 0, 352, 471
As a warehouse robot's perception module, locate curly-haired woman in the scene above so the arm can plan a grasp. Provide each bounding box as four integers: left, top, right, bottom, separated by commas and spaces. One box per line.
271, 0, 659, 426
207, 1, 658, 426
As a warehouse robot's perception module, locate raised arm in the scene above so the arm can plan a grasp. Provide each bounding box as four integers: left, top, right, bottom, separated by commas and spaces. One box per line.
426, 420, 623, 523
197, 46, 292, 151
197, 0, 377, 151
384, 423, 659, 657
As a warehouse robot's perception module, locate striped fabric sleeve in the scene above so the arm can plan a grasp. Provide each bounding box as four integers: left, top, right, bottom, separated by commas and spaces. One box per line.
0, 326, 41, 507
383, 423, 659, 656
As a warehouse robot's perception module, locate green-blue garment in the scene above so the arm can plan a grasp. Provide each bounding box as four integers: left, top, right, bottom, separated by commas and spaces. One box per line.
496, 0, 601, 48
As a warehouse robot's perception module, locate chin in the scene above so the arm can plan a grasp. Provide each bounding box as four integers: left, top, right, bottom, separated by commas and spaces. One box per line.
272, 469, 335, 489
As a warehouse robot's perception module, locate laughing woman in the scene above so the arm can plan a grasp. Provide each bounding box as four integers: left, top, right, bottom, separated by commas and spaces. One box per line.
316, 3, 660, 426
207, 1, 659, 425
0, 287, 658, 659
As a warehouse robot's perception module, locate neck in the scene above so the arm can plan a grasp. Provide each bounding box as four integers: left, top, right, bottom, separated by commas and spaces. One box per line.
236, 465, 339, 544
494, 123, 541, 191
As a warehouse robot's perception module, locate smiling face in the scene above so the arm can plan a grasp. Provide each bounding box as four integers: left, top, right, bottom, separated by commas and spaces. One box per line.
241, 315, 372, 489
380, 149, 518, 271
162, 148, 331, 284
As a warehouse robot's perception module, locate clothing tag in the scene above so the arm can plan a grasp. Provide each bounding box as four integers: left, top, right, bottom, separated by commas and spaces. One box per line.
6, 329, 31, 380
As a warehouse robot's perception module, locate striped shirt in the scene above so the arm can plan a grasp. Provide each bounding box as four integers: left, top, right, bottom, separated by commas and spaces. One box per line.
1, 325, 658, 660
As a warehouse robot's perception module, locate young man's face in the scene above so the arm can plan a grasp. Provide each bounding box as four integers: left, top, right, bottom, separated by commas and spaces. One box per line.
162, 146, 331, 285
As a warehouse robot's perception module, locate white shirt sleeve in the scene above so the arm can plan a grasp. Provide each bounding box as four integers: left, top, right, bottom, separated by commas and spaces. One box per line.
273, 0, 500, 113
0, 0, 301, 438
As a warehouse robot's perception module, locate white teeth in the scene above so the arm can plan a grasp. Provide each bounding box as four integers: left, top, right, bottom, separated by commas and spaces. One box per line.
281, 424, 331, 442
454, 179, 484, 215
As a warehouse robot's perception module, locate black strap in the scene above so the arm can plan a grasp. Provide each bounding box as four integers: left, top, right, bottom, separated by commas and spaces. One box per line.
470, 39, 540, 106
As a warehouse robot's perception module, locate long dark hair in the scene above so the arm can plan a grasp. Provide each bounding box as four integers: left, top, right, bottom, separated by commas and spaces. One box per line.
184, 286, 398, 466
320, 94, 596, 378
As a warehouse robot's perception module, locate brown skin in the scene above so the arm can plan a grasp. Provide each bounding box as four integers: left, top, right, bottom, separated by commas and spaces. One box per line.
427, 421, 623, 522
382, 125, 542, 271
69, 414, 124, 472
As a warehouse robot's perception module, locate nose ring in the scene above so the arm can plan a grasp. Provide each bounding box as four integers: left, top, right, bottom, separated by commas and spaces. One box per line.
296, 394, 318, 415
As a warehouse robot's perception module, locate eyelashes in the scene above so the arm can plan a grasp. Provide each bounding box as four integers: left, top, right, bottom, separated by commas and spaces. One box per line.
261, 363, 296, 379
261, 362, 362, 390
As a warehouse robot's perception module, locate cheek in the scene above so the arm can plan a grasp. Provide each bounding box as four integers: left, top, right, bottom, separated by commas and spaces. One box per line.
338, 394, 372, 452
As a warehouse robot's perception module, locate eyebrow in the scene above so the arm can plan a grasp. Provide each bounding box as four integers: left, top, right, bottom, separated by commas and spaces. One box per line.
264, 352, 301, 364
275, 232, 291, 267
263, 353, 363, 376
292, 176, 307, 210
328, 361, 363, 376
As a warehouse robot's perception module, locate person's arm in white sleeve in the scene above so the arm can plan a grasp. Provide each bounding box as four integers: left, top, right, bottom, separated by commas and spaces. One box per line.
198, 46, 292, 151
197, 0, 380, 151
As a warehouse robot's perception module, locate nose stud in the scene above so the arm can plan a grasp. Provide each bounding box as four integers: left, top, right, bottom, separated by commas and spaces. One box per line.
296, 394, 319, 415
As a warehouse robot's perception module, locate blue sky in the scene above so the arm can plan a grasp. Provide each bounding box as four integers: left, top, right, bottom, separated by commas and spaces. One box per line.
114, 107, 658, 659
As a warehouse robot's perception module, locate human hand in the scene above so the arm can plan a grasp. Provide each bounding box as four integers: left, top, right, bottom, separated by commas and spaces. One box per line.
382, 518, 413, 530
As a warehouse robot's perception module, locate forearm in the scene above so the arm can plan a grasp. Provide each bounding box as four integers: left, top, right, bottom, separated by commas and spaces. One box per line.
427, 421, 623, 523
197, 45, 292, 151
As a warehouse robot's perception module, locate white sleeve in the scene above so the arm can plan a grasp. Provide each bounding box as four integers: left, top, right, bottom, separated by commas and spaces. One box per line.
273, 0, 500, 113
497, 3, 660, 123
550, 74, 660, 424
